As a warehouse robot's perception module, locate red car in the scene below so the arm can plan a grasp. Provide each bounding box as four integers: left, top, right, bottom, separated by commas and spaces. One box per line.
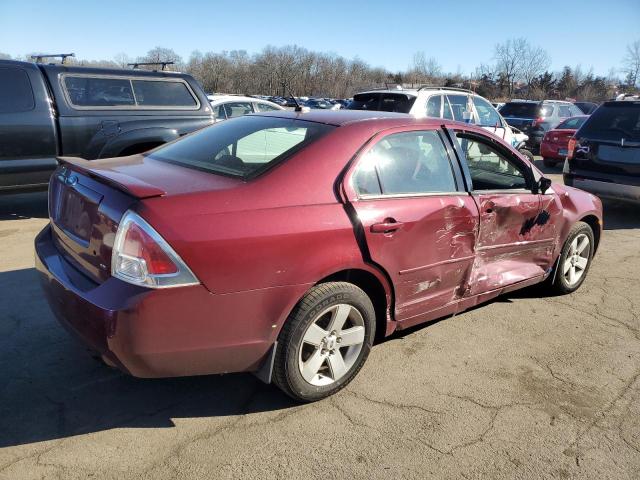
35, 110, 603, 402
540, 115, 589, 167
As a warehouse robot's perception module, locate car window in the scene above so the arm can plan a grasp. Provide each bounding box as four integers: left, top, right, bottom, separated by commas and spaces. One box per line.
255, 102, 280, 112
540, 105, 555, 117
472, 96, 501, 127
348, 92, 416, 113
578, 103, 640, 141
224, 102, 254, 118
447, 95, 472, 122
0, 66, 35, 113
499, 103, 539, 117
213, 104, 227, 120
425, 95, 442, 117
556, 117, 587, 130
353, 130, 457, 196
149, 116, 334, 178
131, 80, 197, 107
443, 97, 454, 120
64, 76, 135, 107
455, 133, 528, 190
558, 105, 572, 118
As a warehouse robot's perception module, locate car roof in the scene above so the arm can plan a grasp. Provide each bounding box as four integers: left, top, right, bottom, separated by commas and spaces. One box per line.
208, 94, 279, 105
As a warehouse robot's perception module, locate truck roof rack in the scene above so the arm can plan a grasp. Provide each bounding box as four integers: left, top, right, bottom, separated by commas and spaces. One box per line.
416, 85, 475, 94
30, 53, 75, 64
128, 61, 175, 71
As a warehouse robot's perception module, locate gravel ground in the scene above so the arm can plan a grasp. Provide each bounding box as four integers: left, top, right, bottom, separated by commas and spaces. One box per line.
1, 162, 638, 479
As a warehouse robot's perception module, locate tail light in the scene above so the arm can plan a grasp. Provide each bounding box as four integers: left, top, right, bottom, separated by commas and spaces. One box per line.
567, 137, 577, 159
532, 117, 544, 128
112, 211, 199, 288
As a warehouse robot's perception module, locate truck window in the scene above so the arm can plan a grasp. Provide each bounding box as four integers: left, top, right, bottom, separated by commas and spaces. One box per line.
0, 66, 35, 113
131, 80, 197, 107
64, 76, 135, 107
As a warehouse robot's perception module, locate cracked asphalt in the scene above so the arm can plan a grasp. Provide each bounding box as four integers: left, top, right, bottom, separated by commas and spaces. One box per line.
1, 162, 639, 479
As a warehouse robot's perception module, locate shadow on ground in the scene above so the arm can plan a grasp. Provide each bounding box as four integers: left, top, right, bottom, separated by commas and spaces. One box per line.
0, 268, 295, 449
0, 191, 49, 220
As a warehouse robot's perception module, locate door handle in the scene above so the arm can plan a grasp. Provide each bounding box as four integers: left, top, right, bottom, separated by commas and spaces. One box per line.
370, 221, 404, 233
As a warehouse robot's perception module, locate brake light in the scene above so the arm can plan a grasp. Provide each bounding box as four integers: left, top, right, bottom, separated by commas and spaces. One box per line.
532, 117, 544, 128
567, 137, 577, 159
112, 211, 199, 288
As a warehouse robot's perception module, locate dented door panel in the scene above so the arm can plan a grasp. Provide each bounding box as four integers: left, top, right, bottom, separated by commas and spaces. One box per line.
468, 192, 555, 294
352, 195, 478, 321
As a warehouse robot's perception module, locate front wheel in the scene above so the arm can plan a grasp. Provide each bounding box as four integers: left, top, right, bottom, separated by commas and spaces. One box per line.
273, 282, 376, 402
549, 221, 594, 294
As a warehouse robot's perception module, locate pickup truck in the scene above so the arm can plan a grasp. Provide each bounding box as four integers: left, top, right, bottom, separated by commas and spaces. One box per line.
0, 60, 214, 193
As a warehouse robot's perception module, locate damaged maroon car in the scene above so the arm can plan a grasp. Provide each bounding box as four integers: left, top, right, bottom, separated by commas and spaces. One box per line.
35, 110, 603, 402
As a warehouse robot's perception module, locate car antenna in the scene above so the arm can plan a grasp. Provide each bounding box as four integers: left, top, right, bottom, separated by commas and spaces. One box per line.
288, 90, 309, 113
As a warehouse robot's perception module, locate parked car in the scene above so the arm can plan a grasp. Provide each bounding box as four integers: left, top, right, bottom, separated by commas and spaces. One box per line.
574, 101, 598, 114
540, 115, 589, 167
564, 100, 640, 202
304, 98, 338, 110
500, 100, 584, 152
36, 110, 602, 402
347, 87, 519, 147
0, 59, 214, 193
208, 94, 284, 121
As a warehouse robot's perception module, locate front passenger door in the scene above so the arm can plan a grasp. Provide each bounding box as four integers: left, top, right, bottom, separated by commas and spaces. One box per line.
451, 130, 554, 294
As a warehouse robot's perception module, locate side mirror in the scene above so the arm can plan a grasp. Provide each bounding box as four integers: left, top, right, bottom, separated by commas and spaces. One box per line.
538, 176, 552, 194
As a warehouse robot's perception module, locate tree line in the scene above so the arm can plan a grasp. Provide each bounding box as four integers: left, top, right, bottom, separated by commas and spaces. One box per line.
2, 39, 639, 101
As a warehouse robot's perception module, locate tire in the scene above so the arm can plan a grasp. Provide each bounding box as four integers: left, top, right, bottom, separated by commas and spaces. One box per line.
520, 149, 535, 162
273, 282, 376, 402
543, 158, 557, 168
548, 221, 595, 295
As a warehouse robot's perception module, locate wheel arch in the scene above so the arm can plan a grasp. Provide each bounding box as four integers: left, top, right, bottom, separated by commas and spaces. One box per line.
579, 214, 601, 253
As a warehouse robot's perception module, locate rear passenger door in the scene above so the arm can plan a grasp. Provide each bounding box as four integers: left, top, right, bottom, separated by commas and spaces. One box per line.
0, 63, 58, 188
345, 127, 478, 325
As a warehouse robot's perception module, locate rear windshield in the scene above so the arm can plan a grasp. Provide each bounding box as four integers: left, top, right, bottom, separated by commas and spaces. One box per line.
499, 103, 541, 118
348, 93, 416, 113
556, 116, 587, 130
149, 116, 335, 178
578, 103, 640, 141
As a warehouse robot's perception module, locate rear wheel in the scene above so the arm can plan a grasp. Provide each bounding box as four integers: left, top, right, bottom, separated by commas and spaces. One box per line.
549, 221, 594, 294
543, 158, 557, 168
273, 282, 376, 402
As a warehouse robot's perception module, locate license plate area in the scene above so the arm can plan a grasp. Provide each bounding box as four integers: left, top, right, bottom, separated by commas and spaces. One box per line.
51, 176, 103, 246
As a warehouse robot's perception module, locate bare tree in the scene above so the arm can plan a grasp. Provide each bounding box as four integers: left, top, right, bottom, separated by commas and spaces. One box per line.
136, 47, 183, 70
494, 38, 528, 96
113, 52, 131, 69
521, 46, 551, 96
622, 40, 640, 87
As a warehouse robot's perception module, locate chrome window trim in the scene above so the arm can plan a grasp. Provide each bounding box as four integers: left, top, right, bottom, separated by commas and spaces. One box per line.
358, 191, 468, 201
60, 73, 201, 111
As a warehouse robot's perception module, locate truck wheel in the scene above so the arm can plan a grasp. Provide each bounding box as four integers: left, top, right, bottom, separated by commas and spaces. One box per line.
520, 149, 534, 162
543, 158, 557, 168
548, 222, 594, 295
273, 282, 376, 402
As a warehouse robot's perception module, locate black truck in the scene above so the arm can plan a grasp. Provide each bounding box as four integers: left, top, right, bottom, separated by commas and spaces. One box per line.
0, 59, 214, 193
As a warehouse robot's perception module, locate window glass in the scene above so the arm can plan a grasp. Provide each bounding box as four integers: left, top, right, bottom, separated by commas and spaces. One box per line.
578, 103, 640, 141
472, 96, 501, 127
556, 116, 587, 130
224, 102, 253, 118
455, 133, 527, 190
540, 105, 555, 117
132, 80, 197, 107
213, 104, 226, 120
255, 102, 280, 112
0, 67, 35, 113
426, 95, 442, 117
354, 130, 457, 196
443, 97, 454, 120
558, 105, 572, 118
348, 92, 416, 113
149, 116, 334, 178
447, 95, 472, 122
64, 76, 134, 107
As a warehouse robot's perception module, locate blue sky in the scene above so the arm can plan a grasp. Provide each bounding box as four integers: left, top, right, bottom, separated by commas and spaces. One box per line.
1, 0, 638, 76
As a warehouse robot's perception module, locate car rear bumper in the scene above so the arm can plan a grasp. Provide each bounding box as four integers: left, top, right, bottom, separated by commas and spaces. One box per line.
564, 174, 640, 203
35, 224, 308, 378
540, 142, 567, 160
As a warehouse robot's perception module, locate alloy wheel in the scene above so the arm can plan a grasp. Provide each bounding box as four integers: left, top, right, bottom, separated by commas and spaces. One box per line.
563, 233, 590, 286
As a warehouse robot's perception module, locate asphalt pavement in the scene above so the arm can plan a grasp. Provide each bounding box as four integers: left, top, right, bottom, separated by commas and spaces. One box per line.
1, 162, 639, 479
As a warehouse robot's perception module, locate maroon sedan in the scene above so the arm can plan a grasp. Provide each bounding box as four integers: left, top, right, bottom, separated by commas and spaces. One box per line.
36, 110, 602, 402
540, 115, 589, 167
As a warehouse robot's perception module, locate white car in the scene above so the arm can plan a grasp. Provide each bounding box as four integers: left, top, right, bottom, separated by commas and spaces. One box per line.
207, 94, 284, 122
348, 87, 518, 147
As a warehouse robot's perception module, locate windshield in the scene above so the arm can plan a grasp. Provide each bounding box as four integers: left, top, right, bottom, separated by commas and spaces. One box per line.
348, 93, 416, 113
499, 103, 541, 118
556, 116, 587, 130
149, 116, 335, 178
578, 103, 640, 141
